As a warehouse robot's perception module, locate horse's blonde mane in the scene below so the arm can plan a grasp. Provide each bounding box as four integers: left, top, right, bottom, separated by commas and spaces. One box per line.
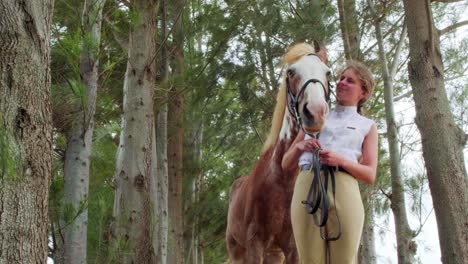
261, 43, 316, 154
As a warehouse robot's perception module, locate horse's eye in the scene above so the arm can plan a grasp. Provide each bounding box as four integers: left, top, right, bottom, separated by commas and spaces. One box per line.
326, 71, 331, 76
287, 69, 295, 78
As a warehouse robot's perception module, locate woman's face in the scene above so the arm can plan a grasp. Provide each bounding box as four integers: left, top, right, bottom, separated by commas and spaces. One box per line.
336, 69, 367, 106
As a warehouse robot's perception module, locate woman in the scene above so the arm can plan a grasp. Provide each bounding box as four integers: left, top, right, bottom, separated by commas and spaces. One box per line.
282, 61, 378, 263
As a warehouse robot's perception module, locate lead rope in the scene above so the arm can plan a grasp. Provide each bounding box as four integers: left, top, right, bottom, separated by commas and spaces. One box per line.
301, 148, 342, 264
326, 227, 331, 264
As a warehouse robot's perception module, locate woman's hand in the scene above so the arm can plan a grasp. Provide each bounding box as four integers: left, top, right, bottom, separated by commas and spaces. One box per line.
295, 138, 321, 152
319, 149, 345, 167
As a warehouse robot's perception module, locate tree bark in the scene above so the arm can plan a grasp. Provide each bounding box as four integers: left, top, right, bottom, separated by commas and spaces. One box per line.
60, 1, 106, 263
403, 1, 468, 263
111, 1, 160, 263
155, 1, 169, 263
368, 1, 417, 263
359, 187, 377, 264
0, 1, 54, 263
185, 121, 203, 264
338, 0, 361, 60
167, 0, 185, 263
338, 1, 378, 261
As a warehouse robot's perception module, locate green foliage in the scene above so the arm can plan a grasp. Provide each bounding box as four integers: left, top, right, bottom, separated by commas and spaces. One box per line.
87, 124, 119, 262
62, 199, 89, 227
53, 30, 82, 77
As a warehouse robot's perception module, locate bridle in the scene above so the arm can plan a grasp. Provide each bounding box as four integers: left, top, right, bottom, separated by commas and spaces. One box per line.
285, 53, 334, 139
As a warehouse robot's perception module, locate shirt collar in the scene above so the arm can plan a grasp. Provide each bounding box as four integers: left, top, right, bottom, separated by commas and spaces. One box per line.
334, 105, 358, 115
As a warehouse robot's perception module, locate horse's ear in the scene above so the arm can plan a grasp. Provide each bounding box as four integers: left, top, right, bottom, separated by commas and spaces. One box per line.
313, 40, 321, 53
313, 40, 328, 64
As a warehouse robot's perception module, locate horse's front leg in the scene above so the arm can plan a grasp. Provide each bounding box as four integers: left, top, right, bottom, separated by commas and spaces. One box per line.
263, 245, 285, 264
281, 235, 299, 264
245, 238, 264, 264
226, 232, 245, 264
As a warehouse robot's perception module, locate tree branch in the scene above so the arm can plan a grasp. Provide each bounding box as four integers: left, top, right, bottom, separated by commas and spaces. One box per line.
379, 187, 392, 200
390, 20, 407, 79
104, 17, 128, 52
439, 20, 468, 35
362, 14, 404, 57
287, 0, 305, 23
425, 0, 434, 54
394, 90, 413, 102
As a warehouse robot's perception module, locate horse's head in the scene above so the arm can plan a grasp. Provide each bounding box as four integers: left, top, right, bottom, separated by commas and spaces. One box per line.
263, 42, 331, 153
284, 43, 331, 135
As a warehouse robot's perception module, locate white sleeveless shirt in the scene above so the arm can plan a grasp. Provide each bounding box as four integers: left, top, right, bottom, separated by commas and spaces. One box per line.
298, 105, 374, 166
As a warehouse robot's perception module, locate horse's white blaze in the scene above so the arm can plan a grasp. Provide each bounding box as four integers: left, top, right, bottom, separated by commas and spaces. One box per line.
279, 54, 330, 141
293, 55, 330, 129
296, 55, 329, 107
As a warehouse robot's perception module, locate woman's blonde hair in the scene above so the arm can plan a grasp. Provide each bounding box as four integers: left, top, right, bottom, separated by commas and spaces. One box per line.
339, 61, 375, 113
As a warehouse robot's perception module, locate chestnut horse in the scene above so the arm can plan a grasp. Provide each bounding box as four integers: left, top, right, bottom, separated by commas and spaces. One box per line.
226, 43, 331, 263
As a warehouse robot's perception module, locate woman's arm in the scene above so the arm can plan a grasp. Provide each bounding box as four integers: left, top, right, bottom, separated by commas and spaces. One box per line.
319, 123, 378, 184
281, 131, 321, 173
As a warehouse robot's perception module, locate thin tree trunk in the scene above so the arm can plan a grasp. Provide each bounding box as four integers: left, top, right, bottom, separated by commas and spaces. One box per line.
368, 1, 417, 263
402, 0, 468, 263
338, 1, 378, 261
111, 1, 160, 263
359, 187, 377, 264
156, 104, 168, 264
0, 1, 54, 263
338, 0, 361, 60
60, 1, 106, 263
155, 1, 169, 262
185, 121, 203, 264
167, 0, 185, 263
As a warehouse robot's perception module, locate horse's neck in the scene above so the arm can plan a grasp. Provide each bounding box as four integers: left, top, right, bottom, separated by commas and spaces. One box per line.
270, 119, 299, 179
275, 113, 299, 163
249, 114, 298, 184
273, 128, 298, 168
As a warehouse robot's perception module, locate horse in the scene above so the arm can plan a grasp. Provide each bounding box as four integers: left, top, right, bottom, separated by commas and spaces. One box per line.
226, 42, 331, 263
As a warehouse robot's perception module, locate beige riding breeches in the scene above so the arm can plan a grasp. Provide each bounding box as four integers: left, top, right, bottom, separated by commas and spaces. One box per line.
291, 169, 364, 264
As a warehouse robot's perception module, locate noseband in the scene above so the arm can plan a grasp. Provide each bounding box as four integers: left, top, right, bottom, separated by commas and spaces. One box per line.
285, 54, 331, 139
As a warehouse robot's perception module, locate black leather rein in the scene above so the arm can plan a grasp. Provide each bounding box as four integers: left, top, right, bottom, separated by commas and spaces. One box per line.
301, 149, 341, 241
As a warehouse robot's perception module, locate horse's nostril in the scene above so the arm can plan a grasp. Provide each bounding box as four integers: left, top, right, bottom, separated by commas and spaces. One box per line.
303, 103, 314, 122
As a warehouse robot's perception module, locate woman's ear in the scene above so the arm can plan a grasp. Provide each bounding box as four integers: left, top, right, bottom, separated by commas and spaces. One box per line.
360, 90, 370, 102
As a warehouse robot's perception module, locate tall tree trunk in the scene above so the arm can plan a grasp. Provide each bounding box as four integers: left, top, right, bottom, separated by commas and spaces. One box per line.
337, 0, 361, 60
155, 1, 169, 263
402, 1, 468, 263
156, 95, 169, 264
167, 0, 185, 263
111, 1, 160, 263
185, 121, 203, 264
0, 1, 54, 263
60, 1, 106, 263
359, 187, 377, 264
368, 1, 417, 263
337, 1, 377, 261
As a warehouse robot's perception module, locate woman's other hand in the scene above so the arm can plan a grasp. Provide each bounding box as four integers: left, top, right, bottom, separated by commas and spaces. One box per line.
319, 149, 345, 167
295, 138, 321, 152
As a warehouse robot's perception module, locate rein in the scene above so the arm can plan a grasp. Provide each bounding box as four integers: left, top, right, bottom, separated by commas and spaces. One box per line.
301, 148, 341, 242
